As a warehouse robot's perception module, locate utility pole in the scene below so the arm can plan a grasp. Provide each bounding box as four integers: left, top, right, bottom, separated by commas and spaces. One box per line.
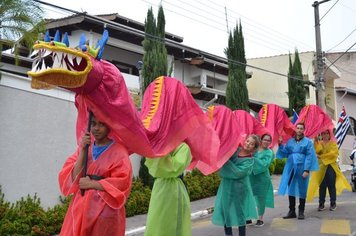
312, 0, 330, 111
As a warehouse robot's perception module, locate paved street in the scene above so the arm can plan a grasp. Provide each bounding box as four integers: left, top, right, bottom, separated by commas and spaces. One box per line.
126, 169, 356, 236
192, 190, 356, 236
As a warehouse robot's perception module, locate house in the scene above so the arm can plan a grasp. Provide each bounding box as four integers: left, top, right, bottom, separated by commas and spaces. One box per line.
247, 52, 356, 164
326, 52, 356, 164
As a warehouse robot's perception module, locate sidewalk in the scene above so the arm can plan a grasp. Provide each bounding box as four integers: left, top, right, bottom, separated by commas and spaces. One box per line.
125, 166, 352, 235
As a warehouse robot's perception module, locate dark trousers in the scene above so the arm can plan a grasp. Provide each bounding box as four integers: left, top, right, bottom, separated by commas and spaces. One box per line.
287, 170, 306, 212
224, 225, 246, 236
288, 195, 306, 212
319, 165, 336, 205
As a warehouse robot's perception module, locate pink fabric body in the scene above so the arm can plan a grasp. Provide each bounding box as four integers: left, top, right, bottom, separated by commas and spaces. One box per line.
234, 109, 270, 137
71, 64, 220, 174
258, 104, 295, 147
295, 105, 335, 139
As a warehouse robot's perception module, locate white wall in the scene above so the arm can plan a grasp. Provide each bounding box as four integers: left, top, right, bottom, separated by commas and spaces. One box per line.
0, 70, 142, 208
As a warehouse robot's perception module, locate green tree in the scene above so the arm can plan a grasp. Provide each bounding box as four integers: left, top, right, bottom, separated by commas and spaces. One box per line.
287, 49, 306, 115
141, 5, 168, 91
139, 5, 169, 188
142, 7, 156, 91
156, 6, 167, 76
225, 22, 249, 111
0, 0, 44, 56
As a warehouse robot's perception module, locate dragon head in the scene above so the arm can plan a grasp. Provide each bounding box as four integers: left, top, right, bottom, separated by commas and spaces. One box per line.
27, 29, 108, 89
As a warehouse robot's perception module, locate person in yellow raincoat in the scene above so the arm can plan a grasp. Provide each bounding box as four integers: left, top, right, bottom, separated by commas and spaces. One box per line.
307, 130, 352, 211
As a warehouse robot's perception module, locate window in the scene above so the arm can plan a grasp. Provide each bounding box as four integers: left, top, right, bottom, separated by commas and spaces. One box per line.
111, 60, 139, 76
348, 116, 356, 135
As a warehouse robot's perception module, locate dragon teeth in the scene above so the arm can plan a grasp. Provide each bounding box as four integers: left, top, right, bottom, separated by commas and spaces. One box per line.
52, 57, 61, 69
31, 60, 40, 72
76, 56, 82, 65
30, 49, 39, 58
67, 54, 74, 65
41, 59, 47, 71
43, 49, 52, 58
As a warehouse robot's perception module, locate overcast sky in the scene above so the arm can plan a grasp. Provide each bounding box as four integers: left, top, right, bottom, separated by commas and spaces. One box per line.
42, 0, 356, 59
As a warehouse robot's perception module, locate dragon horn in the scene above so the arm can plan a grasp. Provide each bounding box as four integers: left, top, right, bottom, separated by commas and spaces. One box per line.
54, 30, 60, 42
44, 30, 50, 42
95, 29, 109, 60
78, 33, 86, 48
62, 32, 69, 47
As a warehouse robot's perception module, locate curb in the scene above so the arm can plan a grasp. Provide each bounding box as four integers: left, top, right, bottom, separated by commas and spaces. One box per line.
125, 207, 214, 236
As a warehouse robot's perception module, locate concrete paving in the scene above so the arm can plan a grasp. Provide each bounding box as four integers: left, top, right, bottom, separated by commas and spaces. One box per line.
125, 164, 353, 235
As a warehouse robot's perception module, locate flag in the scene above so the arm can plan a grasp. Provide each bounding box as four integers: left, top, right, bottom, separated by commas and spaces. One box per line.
292, 109, 299, 124
335, 107, 351, 148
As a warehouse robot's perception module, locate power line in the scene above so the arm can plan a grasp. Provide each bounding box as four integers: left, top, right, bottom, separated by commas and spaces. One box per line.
35, 0, 314, 85
320, 0, 340, 22
159, 1, 293, 53
325, 41, 356, 73
198, 0, 313, 50
326, 27, 356, 52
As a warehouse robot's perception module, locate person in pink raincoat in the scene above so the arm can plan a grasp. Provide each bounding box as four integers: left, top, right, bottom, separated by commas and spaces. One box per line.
58, 114, 132, 236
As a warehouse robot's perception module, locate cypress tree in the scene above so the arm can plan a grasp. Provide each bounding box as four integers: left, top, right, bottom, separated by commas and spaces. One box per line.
142, 7, 157, 91
288, 49, 306, 115
142, 5, 168, 91
139, 5, 169, 188
154, 6, 168, 79
287, 53, 295, 114
225, 22, 249, 111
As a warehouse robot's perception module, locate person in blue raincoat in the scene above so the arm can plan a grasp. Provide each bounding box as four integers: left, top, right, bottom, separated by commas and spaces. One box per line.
276, 123, 318, 220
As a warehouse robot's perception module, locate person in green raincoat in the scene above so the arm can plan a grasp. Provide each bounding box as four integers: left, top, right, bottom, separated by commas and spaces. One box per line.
212, 135, 260, 236
249, 133, 275, 227
144, 143, 192, 236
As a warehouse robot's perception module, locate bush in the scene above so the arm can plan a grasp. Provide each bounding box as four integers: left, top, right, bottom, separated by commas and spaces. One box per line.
274, 158, 287, 174
44, 196, 71, 234
0, 193, 48, 235
138, 157, 154, 189
185, 169, 220, 201
269, 158, 276, 175
0, 170, 221, 234
125, 178, 151, 217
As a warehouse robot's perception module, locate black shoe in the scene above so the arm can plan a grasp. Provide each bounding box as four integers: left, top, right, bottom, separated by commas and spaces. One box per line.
298, 212, 305, 220
246, 219, 253, 225
318, 203, 325, 211
330, 203, 337, 211
255, 220, 264, 227
283, 211, 296, 219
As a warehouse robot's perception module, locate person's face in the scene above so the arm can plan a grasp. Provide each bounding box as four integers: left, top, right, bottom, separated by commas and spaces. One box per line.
321, 131, 330, 141
243, 136, 257, 152
295, 124, 305, 137
261, 135, 272, 149
91, 117, 110, 143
